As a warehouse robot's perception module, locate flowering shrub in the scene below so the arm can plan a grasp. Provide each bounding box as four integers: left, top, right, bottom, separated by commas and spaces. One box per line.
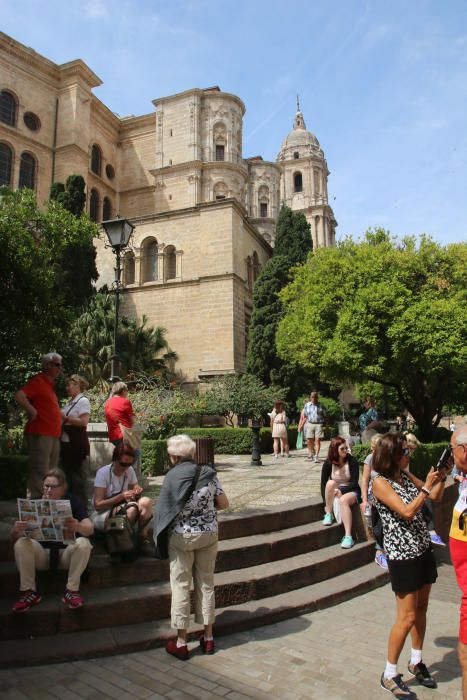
87, 382, 206, 440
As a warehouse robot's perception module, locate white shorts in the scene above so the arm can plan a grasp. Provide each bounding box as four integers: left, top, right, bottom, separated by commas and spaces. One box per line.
306, 423, 324, 439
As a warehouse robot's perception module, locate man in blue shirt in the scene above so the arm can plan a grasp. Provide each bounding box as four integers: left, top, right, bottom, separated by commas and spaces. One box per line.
359, 397, 380, 444
303, 391, 326, 462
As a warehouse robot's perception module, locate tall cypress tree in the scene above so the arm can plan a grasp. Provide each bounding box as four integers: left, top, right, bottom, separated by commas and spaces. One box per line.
246, 206, 312, 401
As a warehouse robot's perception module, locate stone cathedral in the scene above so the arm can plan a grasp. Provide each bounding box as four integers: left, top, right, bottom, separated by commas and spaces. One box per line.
0, 32, 337, 385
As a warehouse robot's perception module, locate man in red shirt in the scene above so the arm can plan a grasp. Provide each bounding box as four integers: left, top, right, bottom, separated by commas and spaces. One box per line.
15, 353, 63, 497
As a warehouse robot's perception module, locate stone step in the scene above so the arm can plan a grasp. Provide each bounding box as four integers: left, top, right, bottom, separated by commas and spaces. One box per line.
0, 562, 388, 668
0, 541, 375, 640
0, 519, 347, 596
0, 498, 327, 562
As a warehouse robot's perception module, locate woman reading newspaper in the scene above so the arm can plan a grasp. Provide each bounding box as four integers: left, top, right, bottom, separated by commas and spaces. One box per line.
11, 468, 93, 612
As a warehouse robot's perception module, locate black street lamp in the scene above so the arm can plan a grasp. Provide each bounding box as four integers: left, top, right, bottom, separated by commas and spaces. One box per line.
102, 217, 134, 383
250, 418, 263, 466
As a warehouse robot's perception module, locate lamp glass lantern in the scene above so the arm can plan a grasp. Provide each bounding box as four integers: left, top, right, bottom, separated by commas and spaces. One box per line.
102, 217, 134, 250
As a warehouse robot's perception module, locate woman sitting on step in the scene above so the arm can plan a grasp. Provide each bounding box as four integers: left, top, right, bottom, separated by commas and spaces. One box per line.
320, 436, 361, 549
91, 443, 153, 555
154, 434, 229, 660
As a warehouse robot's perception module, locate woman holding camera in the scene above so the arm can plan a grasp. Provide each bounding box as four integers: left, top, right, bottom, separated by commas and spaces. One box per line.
372, 433, 446, 699
92, 444, 153, 552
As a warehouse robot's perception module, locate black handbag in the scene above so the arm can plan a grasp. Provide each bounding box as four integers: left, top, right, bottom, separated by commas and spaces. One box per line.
155, 465, 201, 560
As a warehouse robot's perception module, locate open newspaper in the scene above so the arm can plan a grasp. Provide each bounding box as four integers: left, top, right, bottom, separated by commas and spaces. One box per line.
17, 499, 75, 545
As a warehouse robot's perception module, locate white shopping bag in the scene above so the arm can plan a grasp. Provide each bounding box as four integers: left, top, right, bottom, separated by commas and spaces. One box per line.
333, 497, 342, 524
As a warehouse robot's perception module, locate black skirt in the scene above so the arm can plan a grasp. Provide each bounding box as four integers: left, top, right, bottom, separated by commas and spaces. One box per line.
387, 547, 438, 593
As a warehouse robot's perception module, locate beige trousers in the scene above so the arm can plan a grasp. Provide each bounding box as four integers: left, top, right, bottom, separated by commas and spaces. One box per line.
26, 434, 60, 498
168, 531, 218, 630
14, 536, 92, 592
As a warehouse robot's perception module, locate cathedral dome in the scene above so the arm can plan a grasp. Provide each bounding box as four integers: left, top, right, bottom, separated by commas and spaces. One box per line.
277, 107, 323, 161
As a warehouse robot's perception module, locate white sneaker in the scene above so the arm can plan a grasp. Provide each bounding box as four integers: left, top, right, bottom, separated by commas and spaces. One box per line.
314, 454, 319, 462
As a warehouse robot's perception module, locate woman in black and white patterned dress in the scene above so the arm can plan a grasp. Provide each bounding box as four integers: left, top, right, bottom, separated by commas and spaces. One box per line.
372, 433, 446, 699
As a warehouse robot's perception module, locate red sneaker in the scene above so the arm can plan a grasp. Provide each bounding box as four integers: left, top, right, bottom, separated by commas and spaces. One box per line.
62, 590, 84, 609
200, 636, 215, 654
12, 590, 42, 614
166, 639, 189, 661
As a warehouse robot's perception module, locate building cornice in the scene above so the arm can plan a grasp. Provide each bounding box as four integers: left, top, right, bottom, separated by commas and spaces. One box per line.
152, 87, 245, 115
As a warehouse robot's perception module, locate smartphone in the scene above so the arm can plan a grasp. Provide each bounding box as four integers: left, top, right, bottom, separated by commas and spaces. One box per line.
436, 446, 452, 472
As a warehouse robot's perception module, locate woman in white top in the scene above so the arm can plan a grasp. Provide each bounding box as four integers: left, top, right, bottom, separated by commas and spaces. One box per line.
60, 374, 91, 504
92, 444, 153, 545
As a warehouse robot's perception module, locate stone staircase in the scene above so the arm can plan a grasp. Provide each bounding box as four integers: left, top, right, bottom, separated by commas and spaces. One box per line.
0, 497, 388, 668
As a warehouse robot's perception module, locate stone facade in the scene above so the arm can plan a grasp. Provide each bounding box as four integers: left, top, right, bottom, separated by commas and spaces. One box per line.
0, 32, 337, 383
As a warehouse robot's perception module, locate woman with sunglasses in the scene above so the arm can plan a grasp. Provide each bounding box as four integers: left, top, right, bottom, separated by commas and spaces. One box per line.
372, 433, 446, 699
320, 436, 361, 549
92, 444, 153, 552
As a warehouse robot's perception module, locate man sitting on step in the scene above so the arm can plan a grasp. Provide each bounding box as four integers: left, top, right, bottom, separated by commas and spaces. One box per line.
11, 468, 93, 613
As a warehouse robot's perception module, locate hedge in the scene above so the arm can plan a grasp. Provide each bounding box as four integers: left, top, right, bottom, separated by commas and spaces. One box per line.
351, 442, 449, 479
140, 426, 305, 476
0, 455, 28, 500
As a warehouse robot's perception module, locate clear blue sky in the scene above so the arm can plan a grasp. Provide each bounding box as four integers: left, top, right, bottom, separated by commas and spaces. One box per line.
2, 0, 467, 245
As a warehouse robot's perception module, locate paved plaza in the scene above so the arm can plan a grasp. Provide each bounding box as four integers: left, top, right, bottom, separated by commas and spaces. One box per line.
0, 555, 462, 700
0, 446, 463, 699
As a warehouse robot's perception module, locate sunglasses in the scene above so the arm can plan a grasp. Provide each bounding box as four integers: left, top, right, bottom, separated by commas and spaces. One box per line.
51, 362, 62, 368
118, 461, 133, 468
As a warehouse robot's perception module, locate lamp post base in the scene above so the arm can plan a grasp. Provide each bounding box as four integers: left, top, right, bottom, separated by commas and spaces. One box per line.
251, 424, 262, 466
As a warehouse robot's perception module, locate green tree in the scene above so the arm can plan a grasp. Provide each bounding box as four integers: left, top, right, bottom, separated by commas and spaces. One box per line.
0, 188, 98, 420
50, 175, 86, 216
70, 291, 178, 384
246, 206, 312, 400
203, 374, 285, 426
50, 175, 96, 307
276, 230, 467, 441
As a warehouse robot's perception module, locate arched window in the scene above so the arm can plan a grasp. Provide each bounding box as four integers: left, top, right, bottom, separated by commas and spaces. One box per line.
294, 151, 299, 160
213, 122, 226, 161
0, 91, 17, 127
0, 143, 13, 186
102, 196, 112, 221
18, 152, 36, 190
142, 238, 158, 282
90, 144, 102, 176
252, 251, 260, 282
89, 188, 99, 222
294, 172, 303, 193
246, 255, 253, 290
123, 251, 135, 285
258, 185, 269, 218
165, 245, 177, 280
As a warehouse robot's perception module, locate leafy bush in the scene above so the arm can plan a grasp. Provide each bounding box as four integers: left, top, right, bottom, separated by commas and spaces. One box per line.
141, 439, 168, 476
0, 425, 26, 455
0, 455, 28, 499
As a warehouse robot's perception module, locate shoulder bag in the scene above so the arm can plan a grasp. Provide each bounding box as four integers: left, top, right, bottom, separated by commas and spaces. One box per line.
155, 464, 202, 560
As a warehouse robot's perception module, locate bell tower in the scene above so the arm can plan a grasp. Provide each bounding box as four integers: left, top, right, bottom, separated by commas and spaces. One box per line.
277, 99, 337, 248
